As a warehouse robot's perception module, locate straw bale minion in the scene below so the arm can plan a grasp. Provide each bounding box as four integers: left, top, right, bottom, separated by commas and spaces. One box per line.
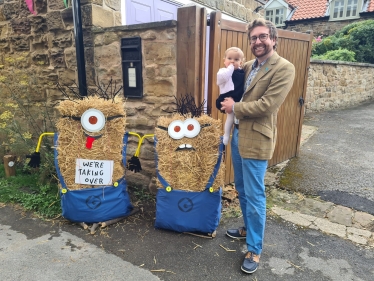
153, 95, 225, 235
49, 82, 134, 233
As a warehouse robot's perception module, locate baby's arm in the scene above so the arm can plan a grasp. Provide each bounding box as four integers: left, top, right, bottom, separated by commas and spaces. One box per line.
216, 64, 234, 87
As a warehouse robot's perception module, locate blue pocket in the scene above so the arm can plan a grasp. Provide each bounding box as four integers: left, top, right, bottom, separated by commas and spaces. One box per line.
60, 180, 133, 223
155, 188, 222, 233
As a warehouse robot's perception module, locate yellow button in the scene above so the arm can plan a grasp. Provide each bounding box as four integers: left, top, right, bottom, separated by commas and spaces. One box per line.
166, 186, 172, 192
61, 188, 67, 194
114, 182, 119, 187
209, 187, 214, 193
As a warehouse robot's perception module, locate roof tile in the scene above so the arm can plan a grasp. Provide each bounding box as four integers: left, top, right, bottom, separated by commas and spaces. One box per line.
286, 0, 328, 20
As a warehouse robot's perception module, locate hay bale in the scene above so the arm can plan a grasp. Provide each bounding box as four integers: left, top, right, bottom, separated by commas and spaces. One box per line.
55, 96, 127, 190
155, 113, 225, 191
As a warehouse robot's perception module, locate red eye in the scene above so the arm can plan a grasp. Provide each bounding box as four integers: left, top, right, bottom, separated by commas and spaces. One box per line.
168, 120, 184, 139
81, 109, 106, 132
184, 118, 201, 138
89, 116, 98, 125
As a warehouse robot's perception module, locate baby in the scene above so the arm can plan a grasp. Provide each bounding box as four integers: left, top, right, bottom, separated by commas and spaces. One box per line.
216, 47, 245, 145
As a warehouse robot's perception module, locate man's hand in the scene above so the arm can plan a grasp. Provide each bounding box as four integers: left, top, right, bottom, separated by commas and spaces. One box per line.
220, 97, 235, 114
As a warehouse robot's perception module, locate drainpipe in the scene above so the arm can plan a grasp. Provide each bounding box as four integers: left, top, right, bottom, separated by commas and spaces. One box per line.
71, 0, 87, 96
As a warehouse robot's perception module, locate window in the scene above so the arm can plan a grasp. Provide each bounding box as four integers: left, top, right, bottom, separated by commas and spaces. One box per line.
265, 8, 286, 26
331, 0, 361, 20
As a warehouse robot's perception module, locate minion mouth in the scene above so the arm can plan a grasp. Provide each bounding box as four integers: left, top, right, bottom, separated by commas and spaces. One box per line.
84, 132, 102, 149
176, 144, 195, 151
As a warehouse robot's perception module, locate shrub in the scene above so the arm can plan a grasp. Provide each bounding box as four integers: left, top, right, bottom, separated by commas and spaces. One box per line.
312, 19, 374, 63
313, 48, 356, 62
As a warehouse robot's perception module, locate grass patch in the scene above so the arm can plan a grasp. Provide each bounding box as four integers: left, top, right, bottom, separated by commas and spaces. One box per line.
0, 165, 61, 219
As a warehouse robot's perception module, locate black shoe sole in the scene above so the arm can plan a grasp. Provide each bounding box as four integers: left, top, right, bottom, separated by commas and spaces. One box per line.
241, 265, 258, 274
226, 232, 246, 239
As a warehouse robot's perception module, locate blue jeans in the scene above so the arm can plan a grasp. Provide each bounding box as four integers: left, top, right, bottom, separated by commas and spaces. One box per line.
231, 126, 268, 255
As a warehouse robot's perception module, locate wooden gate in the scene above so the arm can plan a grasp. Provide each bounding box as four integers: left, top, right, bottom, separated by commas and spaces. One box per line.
177, 7, 313, 184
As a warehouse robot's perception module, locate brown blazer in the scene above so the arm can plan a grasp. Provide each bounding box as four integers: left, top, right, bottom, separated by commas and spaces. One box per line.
233, 52, 295, 160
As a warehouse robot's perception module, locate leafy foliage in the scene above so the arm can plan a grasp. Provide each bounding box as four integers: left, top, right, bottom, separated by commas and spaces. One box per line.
312, 20, 374, 63
0, 165, 61, 218
313, 48, 356, 62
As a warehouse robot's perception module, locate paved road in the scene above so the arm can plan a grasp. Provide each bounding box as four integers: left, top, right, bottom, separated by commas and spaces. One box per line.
282, 101, 374, 215
1, 203, 374, 281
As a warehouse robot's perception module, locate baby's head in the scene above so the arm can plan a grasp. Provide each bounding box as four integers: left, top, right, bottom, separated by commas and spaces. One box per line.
223, 47, 245, 69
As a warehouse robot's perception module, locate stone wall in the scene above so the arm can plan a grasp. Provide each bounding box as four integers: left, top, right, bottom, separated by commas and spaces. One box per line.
92, 22, 178, 188
305, 60, 374, 112
193, 0, 264, 21
285, 15, 373, 37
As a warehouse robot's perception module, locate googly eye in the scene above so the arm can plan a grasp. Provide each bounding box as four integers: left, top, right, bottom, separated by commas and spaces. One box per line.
81, 109, 106, 132
184, 118, 201, 138
168, 120, 185, 139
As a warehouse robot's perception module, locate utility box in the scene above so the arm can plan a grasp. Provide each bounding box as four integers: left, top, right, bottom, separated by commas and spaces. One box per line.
121, 37, 143, 98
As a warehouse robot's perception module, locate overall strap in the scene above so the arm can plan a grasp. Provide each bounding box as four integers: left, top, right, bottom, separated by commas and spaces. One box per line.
154, 136, 224, 191
122, 132, 129, 167
53, 133, 67, 188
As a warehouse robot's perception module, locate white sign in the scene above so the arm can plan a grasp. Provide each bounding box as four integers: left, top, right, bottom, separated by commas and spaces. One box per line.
75, 159, 114, 185
128, 68, 136, 88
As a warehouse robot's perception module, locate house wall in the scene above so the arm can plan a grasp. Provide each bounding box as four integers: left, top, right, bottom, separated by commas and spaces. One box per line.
194, 0, 264, 21
285, 15, 373, 36
306, 60, 374, 112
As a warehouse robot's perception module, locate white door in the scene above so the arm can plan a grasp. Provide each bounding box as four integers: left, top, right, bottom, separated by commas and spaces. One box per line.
125, 0, 179, 25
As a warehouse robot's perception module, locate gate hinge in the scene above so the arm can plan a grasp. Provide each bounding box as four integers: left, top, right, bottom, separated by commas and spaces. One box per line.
298, 97, 304, 107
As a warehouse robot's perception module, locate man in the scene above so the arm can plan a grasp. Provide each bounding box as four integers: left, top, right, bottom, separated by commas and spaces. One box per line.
220, 19, 295, 274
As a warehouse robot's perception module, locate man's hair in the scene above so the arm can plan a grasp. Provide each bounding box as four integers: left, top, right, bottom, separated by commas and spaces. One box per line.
247, 19, 278, 50
224, 47, 245, 62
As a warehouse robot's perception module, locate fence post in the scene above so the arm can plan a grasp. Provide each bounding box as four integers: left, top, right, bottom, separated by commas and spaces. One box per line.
3, 155, 16, 177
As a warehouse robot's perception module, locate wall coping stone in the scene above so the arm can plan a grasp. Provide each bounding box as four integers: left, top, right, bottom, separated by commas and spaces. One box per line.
310, 59, 374, 68
92, 20, 177, 33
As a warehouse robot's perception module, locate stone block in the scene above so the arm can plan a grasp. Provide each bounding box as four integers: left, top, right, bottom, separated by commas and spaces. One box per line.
326, 205, 353, 226
63, 47, 76, 69
52, 31, 72, 48
35, 0, 47, 14
81, 4, 93, 27
143, 79, 174, 97
313, 218, 346, 238
144, 42, 175, 65
46, 11, 64, 31
114, 11, 121, 26
94, 42, 121, 68
2, 2, 19, 20
104, 0, 120, 11
353, 211, 374, 228
223, 0, 232, 14
29, 16, 48, 34
159, 65, 176, 77
50, 47, 65, 68
58, 69, 76, 85
61, 8, 74, 30
31, 51, 49, 66
0, 5, 5, 21
48, 0, 66, 10
10, 35, 30, 51
92, 5, 114, 28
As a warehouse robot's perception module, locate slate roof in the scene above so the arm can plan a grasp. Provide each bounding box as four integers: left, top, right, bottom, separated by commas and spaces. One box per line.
268, 0, 374, 21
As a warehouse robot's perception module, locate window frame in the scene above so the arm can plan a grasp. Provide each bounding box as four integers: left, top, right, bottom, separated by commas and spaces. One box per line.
329, 0, 363, 21
265, 7, 286, 27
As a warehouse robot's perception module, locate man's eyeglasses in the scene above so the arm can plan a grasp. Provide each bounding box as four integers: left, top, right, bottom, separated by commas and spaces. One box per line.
250, 33, 269, 43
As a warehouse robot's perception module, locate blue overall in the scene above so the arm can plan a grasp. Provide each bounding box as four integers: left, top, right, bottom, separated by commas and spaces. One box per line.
54, 133, 133, 223
154, 137, 224, 234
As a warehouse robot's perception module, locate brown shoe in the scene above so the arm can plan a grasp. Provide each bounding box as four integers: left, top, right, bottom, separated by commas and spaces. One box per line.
241, 252, 260, 274
226, 226, 246, 239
